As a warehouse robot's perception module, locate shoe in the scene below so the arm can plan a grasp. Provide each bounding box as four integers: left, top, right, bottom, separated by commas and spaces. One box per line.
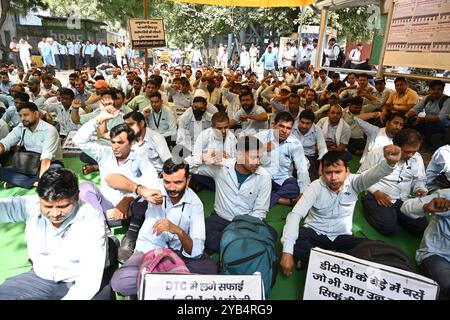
3, 182, 14, 189
118, 236, 136, 264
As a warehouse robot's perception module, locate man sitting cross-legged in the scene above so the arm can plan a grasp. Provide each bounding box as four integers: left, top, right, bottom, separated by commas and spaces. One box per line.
110, 159, 218, 297
72, 99, 159, 227
185, 136, 278, 254
280, 145, 401, 276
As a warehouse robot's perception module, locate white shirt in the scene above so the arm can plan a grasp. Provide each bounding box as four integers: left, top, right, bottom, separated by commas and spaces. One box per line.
42, 102, 80, 136
233, 105, 268, 136
0, 119, 63, 161
133, 128, 172, 173
354, 118, 393, 163
73, 119, 159, 205
358, 147, 427, 201
176, 108, 213, 151
349, 48, 362, 63
282, 160, 395, 252
292, 123, 328, 159
192, 127, 237, 165
0, 195, 106, 300
135, 184, 206, 258
254, 129, 310, 193
146, 106, 177, 138
240, 51, 250, 67
186, 158, 272, 221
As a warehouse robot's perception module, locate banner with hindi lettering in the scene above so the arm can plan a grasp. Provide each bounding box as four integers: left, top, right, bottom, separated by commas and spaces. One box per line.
139, 272, 264, 300
303, 247, 439, 300
383, 0, 450, 69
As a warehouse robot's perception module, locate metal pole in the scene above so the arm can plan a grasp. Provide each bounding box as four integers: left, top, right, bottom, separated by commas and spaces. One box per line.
144, 0, 149, 83
377, 0, 395, 78
316, 7, 329, 69
297, 7, 306, 47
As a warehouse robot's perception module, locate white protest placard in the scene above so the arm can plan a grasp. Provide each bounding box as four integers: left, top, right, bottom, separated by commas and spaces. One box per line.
139, 272, 264, 300
128, 19, 166, 49
304, 247, 439, 300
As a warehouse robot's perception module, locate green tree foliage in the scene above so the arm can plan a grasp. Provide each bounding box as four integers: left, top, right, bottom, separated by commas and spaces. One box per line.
1, 0, 48, 29
40, 1, 375, 46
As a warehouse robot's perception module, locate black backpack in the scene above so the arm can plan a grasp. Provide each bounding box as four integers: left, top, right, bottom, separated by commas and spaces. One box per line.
335, 45, 346, 67
348, 240, 415, 273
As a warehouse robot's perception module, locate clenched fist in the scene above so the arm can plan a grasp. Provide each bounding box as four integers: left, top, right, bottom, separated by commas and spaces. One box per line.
383, 144, 402, 166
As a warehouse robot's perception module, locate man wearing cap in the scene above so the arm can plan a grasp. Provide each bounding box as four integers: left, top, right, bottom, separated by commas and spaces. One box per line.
258, 45, 279, 81
82, 79, 109, 112
176, 92, 213, 153
405, 80, 450, 148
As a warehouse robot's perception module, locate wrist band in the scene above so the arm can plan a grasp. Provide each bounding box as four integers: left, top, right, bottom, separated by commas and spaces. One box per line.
134, 184, 142, 195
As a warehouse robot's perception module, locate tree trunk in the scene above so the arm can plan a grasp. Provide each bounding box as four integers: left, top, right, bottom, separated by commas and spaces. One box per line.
0, 0, 11, 31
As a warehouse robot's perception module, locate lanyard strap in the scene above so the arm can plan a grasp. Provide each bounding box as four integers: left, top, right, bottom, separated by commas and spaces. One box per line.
152, 110, 162, 129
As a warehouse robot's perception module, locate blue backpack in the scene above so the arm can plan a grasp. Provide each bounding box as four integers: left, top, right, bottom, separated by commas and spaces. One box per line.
219, 215, 277, 299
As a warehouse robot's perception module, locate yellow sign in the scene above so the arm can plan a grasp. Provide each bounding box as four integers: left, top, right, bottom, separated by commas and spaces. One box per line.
128, 19, 166, 49
170, 0, 316, 7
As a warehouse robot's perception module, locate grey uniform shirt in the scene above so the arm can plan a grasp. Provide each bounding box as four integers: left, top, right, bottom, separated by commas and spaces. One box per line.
292, 123, 328, 159
186, 157, 271, 222
401, 189, 450, 263
233, 105, 269, 136
282, 160, 395, 253
133, 128, 172, 173
0, 120, 63, 161
358, 146, 426, 201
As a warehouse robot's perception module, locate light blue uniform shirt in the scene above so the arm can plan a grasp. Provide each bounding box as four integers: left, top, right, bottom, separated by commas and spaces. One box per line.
425, 145, 450, 190
412, 94, 450, 123
73, 119, 159, 205
2, 104, 21, 128
401, 189, 450, 263
186, 157, 272, 221
146, 106, 178, 139
191, 127, 237, 165
292, 123, 328, 159
133, 128, 172, 173
282, 160, 395, 252
176, 108, 213, 151
233, 105, 268, 136
0, 119, 63, 161
0, 81, 13, 94
0, 195, 107, 300
135, 184, 206, 258
254, 129, 310, 193
258, 51, 278, 71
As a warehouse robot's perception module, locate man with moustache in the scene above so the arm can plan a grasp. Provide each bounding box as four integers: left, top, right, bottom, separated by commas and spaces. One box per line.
110, 159, 218, 297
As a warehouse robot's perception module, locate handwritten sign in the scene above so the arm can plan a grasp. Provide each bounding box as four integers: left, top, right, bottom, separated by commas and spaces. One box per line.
139, 272, 264, 300
304, 247, 439, 300
128, 19, 166, 49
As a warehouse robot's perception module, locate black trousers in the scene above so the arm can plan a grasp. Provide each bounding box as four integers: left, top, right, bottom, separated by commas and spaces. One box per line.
293, 227, 367, 265
362, 193, 428, 236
